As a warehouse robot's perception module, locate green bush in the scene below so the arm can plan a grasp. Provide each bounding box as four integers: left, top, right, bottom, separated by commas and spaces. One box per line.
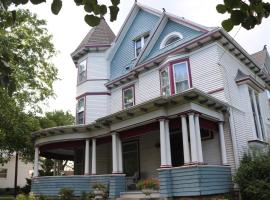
58, 188, 74, 200
234, 146, 270, 200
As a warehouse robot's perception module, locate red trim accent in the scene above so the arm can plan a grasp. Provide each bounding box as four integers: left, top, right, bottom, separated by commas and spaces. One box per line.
77, 79, 109, 86
84, 44, 111, 48
208, 87, 224, 94
122, 84, 135, 109
119, 122, 159, 139
76, 92, 111, 100
169, 63, 175, 95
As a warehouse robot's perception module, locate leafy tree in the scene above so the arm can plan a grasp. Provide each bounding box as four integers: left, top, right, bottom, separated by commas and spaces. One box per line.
37, 110, 75, 176
0, 9, 58, 163
234, 146, 270, 200
217, 0, 270, 31
38, 110, 75, 129
0, 0, 120, 27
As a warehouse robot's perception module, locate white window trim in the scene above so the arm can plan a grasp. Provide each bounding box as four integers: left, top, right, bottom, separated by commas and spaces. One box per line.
76, 97, 85, 124
160, 32, 183, 49
172, 61, 190, 94
160, 67, 171, 96
249, 88, 265, 141
77, 59, 87, 84
123, 86, 135, 109
134, 34, 149, 58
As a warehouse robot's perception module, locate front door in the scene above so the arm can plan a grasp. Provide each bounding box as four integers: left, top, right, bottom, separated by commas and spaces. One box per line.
170, 132, 184, 167
123, 140, 140, 177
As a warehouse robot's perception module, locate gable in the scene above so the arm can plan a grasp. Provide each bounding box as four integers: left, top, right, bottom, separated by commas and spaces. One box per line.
143, 20, 203, 61
110, 9, 160, 80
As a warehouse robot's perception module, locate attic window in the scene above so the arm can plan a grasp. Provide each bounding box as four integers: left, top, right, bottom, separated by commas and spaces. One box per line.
160, 32, 183, 49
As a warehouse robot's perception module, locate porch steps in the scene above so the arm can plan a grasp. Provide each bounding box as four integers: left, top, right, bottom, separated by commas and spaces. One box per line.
118, 191, 161, 200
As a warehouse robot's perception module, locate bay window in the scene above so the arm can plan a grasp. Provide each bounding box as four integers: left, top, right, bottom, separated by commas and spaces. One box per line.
76, 97, 85, 124
160, 59, 190, 96
123, 86, 135, 109
78, 59, 87, 83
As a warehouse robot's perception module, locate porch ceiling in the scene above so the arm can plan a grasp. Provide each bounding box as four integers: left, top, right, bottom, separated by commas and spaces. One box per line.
32, 88, 228, 141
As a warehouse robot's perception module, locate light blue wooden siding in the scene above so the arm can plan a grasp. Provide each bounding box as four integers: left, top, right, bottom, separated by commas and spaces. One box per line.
110, 10, 159, 79
144, 20, 203, 61
159, 166, 232, 197
31, 175, 125, 198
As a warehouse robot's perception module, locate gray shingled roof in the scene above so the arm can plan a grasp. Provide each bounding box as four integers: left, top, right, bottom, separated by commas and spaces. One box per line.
251, 45, 268, 67
75, 19, 115, 51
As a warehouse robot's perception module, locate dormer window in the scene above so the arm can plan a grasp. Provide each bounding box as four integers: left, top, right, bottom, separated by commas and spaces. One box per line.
134, 34, 149, 57
76, 97, 85, 124
160, 32, 183, 49
78, 59, 87, 83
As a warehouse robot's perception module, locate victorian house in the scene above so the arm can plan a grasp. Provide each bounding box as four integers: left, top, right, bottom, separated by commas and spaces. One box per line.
31, 2, 270, 199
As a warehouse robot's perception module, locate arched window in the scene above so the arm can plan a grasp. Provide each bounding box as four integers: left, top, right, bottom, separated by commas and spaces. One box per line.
160, 32, 183, 49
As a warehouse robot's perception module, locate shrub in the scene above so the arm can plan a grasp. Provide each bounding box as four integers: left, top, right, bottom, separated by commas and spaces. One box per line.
58, 188, 74, 200
92, 183, 107, 191
136, 178, 159, 190
234, 146, 270, 200
16, 194, 27, 200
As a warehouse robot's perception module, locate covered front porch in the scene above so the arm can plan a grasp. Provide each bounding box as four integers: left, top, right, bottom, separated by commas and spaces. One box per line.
32, 89, 233, 198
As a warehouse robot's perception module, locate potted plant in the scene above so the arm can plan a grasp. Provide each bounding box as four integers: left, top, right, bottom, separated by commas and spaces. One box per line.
136, 178, 159, 197
92, 183, 107, 200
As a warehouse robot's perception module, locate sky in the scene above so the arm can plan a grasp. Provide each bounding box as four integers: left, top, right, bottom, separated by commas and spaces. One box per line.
26, 0, 270, 116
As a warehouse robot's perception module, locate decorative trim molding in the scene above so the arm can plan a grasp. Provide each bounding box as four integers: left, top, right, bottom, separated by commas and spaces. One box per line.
76, 92, 111, 100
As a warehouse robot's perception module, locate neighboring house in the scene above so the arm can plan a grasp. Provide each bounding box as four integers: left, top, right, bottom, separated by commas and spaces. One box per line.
0, 155, 33, 189
31, 2, 270, 199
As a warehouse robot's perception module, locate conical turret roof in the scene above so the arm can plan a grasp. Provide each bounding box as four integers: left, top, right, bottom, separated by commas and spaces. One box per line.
71, 19, 115, 59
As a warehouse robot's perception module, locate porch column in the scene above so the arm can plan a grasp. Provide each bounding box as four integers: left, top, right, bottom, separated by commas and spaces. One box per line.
218, 122, 228, 165
117, 135, 123, 173
91, 138, 96, 174
165, 120, 172, 167
188, 113, 198, 163
181, 115, 190, 164
84, 139, 90, 174
112, 133, 118, 173
159, 118, 167, 167
194, 114, 203, 163
34, 146, 39, 177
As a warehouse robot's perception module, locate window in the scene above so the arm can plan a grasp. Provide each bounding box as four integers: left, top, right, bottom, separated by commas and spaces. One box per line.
76, 97, 85, 124
134, 34, 149, 57
159, 60, 191, 96
160, 32, 183, 49
78, 59, 87, 83
255, 94, 265, 140
173, 62, 189, 94
248, 88, 265, 140
123, 86, 135, 109
160, 68, 170, 96
0, 168, 7, 178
